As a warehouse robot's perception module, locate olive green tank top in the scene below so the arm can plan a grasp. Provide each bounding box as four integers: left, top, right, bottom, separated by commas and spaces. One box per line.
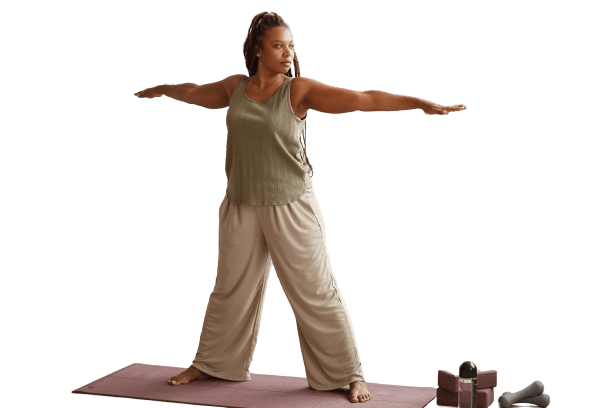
224, 76, 313, 205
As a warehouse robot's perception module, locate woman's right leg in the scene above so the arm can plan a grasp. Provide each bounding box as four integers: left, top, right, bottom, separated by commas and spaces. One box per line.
191, 195, 272, 381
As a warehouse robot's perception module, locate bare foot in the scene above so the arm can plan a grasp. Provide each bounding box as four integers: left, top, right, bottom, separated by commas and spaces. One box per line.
349, 380, 371, 403
168, 365, 212, 385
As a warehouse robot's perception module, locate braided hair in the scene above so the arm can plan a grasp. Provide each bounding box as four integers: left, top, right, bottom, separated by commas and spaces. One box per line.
243, 12, 314, 178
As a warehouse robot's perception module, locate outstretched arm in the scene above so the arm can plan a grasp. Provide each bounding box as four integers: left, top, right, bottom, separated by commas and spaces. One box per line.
296, 77, 466, 115
134, 74, 244, 109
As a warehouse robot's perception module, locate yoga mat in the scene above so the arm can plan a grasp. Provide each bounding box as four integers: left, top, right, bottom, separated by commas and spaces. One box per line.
72, 363, 436, 408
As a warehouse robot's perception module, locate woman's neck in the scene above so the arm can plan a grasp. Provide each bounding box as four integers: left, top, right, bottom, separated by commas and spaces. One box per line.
249, 71, 287, 89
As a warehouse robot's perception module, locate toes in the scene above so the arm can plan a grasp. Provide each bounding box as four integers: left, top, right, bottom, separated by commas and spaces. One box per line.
351, 393, 369, 403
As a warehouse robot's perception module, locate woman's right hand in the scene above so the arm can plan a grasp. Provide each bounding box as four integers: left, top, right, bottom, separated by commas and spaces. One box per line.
134, 86, 163, 98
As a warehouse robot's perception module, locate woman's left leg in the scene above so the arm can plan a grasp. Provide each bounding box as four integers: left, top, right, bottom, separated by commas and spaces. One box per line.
256, 186, 365, 391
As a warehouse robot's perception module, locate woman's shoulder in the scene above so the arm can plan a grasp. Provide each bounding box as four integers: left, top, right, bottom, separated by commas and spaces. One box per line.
289, 76, 316, 101
290, 76, 325, 94
291, 76, 319, 82
290, 76, 310, 86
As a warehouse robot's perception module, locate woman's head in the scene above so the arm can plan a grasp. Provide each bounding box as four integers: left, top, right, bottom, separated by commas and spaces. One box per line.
243, 12, 301, 78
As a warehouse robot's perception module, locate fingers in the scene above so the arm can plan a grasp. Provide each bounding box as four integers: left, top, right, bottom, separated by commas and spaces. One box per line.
136, 89, 163, 98
424, 104, 466, 115
441, 104, 467, 114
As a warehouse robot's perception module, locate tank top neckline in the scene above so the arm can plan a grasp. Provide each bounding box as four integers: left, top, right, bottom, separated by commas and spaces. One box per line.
243, 76, 292, 105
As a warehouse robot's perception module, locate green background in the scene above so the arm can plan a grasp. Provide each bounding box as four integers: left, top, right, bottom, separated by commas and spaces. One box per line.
0, 1, 611, 407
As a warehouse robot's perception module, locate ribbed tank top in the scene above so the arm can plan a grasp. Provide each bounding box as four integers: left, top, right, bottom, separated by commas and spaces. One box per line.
224, 76, 313, 205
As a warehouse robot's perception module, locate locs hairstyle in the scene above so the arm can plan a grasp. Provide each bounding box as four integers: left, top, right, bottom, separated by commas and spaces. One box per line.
243, 12, 314, 178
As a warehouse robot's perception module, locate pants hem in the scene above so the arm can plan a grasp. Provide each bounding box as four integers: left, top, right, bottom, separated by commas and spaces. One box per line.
308, 373, 366, 391
192, 361, 251, 382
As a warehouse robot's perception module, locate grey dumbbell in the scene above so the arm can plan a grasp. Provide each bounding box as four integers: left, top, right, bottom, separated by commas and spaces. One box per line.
525, 394, 550, 408
498, 381, 545, 408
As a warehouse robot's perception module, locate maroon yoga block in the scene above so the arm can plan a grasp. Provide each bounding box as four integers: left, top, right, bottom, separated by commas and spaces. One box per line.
436, 387, 495, 408
438, 370, 497, 393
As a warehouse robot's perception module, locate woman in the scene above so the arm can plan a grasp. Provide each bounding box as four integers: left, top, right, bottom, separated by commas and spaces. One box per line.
135, 11, 465, 404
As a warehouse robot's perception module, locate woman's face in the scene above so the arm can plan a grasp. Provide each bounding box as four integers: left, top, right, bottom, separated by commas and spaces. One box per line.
256, 27, 295, 74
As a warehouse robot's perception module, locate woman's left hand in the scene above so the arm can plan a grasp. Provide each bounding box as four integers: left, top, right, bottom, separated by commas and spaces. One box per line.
422, 101, 467, 115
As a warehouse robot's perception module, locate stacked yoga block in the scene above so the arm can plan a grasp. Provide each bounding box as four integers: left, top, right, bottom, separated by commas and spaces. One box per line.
436, 369, 497, 407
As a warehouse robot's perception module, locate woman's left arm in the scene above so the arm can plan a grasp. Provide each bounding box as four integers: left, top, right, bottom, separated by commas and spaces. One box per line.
296, 77, 466, 115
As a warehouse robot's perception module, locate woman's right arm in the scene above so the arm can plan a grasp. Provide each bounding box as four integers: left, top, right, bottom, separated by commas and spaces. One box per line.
134, 74, 245, 109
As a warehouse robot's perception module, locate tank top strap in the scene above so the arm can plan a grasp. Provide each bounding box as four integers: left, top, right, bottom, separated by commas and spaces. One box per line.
276, 77, 294, 101
230, 76, 249, 102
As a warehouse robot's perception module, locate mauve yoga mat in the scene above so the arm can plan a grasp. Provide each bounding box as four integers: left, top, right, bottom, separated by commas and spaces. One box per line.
72, 363, 436, 408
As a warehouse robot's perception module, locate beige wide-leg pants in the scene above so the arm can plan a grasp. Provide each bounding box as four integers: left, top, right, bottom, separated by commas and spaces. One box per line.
192, 185, 365, 391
